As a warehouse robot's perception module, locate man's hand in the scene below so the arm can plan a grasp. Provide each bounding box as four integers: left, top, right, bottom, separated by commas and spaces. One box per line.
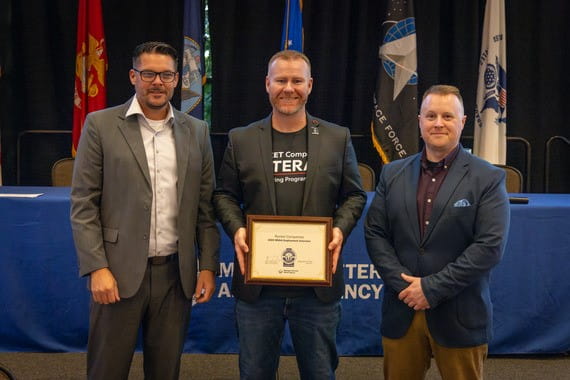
328, 227, 344, 274
234, 227, 249, 275
193, 270, 216, 304
90, 267, 120, 304
398, 273, 430, 310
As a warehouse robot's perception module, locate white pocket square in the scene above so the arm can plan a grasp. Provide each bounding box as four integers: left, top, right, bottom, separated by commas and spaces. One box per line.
453, 199, 471, 207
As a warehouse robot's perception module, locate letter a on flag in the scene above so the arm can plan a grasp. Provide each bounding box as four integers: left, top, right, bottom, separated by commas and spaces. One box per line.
72, 0, 107, 157
474, 0, 507, 164
371, 0, 418, 164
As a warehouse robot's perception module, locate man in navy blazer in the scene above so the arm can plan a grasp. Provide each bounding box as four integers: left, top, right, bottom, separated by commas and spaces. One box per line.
365, 85, 510, 380
214, 50, 366, 379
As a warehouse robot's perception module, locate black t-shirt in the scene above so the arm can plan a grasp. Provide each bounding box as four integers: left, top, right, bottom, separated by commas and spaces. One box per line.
262, 126, 313, 298
272, 127, 308, 216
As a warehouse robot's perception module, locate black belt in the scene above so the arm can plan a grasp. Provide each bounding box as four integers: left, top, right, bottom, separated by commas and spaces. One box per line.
148, 253, 178, 265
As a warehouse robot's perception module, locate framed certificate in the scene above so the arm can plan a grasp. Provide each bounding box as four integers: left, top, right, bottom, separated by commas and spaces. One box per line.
245, 215, 333, 287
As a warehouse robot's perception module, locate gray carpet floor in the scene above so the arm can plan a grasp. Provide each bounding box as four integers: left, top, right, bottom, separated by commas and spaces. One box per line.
0, 353, 569, 379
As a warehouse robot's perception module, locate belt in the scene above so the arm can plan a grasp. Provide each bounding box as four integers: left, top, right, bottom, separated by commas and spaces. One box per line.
148, 253, 178, 265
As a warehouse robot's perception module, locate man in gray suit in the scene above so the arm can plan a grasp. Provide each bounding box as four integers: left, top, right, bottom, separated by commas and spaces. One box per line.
214, 50, 366, 379
365, 85, 510, 380
71, 41, 219, 380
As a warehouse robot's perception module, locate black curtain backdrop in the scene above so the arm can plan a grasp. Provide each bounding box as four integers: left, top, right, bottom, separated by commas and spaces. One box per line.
1, 0, 568, 191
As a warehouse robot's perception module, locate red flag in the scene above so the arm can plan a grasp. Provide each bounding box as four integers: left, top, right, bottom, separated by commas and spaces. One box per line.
72, 0, 107, 156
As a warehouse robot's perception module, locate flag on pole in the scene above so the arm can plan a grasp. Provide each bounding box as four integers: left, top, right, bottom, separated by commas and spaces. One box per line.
474, 0, 507, 164
281, 0, 303, 51
181, 0, 205, 118
371, 0, 418, 164
0, 131, 2, 186
0, 64, 2, 184
0, 48, 6, 186
72, 0, 107, 157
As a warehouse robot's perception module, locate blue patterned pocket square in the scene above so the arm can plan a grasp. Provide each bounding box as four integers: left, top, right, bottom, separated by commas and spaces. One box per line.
453, 199, 471, 207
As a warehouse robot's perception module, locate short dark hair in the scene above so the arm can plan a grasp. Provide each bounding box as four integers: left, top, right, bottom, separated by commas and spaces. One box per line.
267, 50, 311, 75
132, 41, 178, 68
421, 84, 464, 112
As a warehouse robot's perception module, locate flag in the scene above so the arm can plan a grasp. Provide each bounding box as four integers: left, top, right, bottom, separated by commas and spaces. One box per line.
0, 131, 2, 186
474, 0, 507, 164
181, 0, 205, 118
72, 0, 107, 157
371, 0, 418, 164
0, 63, 2, 183
281, 0, 303, 51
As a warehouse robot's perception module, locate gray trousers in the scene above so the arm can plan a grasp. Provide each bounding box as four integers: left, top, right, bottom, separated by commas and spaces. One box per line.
87, 258, 192, 380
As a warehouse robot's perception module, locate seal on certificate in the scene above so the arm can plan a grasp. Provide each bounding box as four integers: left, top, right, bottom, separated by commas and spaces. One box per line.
282, 248, 296, 267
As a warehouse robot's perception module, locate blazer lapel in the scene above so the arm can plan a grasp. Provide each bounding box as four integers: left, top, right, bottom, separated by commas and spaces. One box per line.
117, 107, 152, 188
258, 117, 277, 214
302, 114, 320, 213
422, 148, 469, 243
404, 155, 422, 246
173, 114, 190, 207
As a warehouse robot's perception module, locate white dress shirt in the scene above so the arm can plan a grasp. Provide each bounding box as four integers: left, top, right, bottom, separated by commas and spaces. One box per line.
126, 97, 178, 257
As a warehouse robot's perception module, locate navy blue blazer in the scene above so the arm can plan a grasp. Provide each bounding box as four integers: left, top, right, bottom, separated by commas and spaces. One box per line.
214, 113, 366, 303
365, 147, 510, 347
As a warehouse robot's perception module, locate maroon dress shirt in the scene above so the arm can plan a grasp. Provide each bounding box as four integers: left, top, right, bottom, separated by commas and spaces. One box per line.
416, 145, 460, 238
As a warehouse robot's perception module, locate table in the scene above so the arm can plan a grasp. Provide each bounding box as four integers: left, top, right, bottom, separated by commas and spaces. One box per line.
1, 187, 569, 354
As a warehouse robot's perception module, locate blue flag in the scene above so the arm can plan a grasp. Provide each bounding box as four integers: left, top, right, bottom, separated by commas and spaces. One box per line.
181, 0, 204, 118
281, 0, 303, 51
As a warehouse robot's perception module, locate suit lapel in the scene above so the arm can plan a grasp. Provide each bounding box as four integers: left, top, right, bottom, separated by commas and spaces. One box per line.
117, 106, 152, 188
258, 117, 277, 214
303, 114, 320, 213
173, 113, 190, 207
422, 148, 469, 243
404, 155, 422, 246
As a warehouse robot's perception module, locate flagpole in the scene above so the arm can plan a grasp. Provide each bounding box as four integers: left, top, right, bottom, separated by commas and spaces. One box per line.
284, 0, 291, 50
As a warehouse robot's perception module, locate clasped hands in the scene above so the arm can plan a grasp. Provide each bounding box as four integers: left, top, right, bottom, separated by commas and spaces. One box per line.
399, 273, 431, 310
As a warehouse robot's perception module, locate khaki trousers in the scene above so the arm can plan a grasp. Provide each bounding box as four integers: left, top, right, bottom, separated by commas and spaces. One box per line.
382, 311, 487, 380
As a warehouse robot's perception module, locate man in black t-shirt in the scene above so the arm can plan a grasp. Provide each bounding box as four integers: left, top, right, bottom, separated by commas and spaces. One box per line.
214, 50, 366, 379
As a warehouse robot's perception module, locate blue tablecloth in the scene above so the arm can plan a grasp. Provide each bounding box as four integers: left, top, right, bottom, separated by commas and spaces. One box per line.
1, 187, 569, 354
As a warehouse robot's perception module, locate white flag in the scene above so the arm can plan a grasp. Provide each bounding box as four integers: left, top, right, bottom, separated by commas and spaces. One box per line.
474, 0, 507, 164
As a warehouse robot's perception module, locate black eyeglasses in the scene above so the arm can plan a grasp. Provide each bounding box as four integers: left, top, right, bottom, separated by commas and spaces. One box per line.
133, 68, 177, 83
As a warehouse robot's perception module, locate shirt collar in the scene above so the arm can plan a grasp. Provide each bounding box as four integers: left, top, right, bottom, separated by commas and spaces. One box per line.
125, 96, 175, 125
421, 144, 460, 170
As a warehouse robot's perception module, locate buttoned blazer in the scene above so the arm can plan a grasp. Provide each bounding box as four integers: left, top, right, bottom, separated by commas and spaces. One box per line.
213, 113, 367, 303
71, 99, 220, 299
365, 147, 510, 347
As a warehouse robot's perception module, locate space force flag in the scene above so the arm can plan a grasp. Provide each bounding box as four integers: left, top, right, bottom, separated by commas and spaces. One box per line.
371, 0, 418, 164
72, 0, 107, 157
281, 0, 303, 51
474, 0, 507, 164
182, 0, 205, 118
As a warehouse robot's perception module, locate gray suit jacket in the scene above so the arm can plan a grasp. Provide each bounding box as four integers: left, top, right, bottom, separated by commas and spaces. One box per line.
365, 147, 510, 347
71, 99, 219, 299
213, 113, 366, 303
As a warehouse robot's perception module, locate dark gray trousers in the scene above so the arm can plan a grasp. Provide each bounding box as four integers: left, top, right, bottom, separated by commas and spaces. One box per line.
87, 259, 191, 380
